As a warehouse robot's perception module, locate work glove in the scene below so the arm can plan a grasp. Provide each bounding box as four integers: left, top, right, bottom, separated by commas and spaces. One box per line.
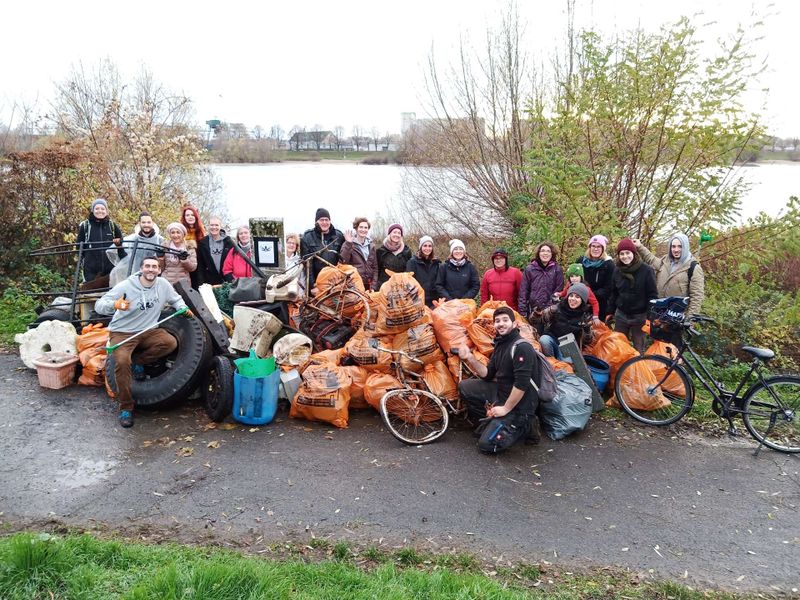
114, 294, 130, 311
182, 309, 194, 318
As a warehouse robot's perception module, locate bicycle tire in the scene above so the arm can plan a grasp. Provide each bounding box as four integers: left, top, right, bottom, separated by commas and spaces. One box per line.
614, 355, 694, 426
307, 288, 370, 326
742, 375, 800, 453
380, 388, 449, 445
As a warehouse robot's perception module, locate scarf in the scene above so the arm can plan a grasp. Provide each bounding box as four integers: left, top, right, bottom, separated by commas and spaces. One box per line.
383, 236, 404, 255
238, 242, 251, 254
535, 258, 551, 270
449, 257, 466, 267
616, 253, 642, 284
581, 255, 606, 269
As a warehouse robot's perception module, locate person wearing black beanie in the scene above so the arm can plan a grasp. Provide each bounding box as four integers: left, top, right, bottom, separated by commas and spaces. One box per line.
300, 207, 345, 291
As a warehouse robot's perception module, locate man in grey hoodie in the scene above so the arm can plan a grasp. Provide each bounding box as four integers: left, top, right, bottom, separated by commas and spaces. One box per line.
115, 211, 165, 276
95, 256, 189, 428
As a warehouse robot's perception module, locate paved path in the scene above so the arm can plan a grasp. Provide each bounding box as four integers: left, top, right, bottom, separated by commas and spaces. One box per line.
1, 354, 798, 594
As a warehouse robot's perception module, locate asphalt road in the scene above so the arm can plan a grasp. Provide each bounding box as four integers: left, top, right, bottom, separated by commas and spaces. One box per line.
0, 353, 798, 594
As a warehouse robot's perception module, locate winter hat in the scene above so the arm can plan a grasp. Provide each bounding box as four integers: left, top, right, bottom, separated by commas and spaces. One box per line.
91, 198, 108, 212
166, 222, 187, 236
387, 223, 403, 236
588, 234, 608, 251
449, 239, 465, 254
418, 235, 433, 250
493, 306, 515, 322
567, 282, 589, 304
668, 232, 692, 265
617, 238, 636, 255
491, 247, 508, 260
565, 263, 585, 279
315, 208, 331, 221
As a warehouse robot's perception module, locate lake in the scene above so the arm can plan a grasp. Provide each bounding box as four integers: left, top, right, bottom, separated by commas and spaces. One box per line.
212, 161, 799, 235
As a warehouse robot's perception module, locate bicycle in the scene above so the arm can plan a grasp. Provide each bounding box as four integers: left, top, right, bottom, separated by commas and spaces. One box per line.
369, 341, 465, 445
613, 296, 800, 454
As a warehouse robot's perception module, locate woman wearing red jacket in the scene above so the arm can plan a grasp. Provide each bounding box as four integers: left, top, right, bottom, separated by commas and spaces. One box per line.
222, 225, 253, 281
480, 248, 522, 311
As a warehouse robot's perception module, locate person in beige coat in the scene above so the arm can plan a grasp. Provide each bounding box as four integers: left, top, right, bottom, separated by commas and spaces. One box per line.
634, 233, 705, 317
160, 222, 198, 287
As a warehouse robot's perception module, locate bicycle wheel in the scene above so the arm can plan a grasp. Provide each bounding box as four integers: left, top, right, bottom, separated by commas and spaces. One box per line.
614, 355, 694, 425
308, 288, 370, 326
380, 388, 449, 445
742, 375, 800, 453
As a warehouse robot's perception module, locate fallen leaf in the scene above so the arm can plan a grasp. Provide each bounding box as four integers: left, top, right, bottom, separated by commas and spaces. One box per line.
177, 447, 194, 457
219, 423, 238, 430
207, 440, 221, 449
249, 427, 260, 433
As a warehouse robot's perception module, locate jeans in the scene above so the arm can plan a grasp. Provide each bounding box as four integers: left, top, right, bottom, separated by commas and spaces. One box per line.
457, 379, 533, 453
614, 310, 648, 353
538, 334, 563, 360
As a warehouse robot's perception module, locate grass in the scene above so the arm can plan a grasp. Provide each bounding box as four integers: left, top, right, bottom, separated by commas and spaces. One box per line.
0, 289, 37, 347
0, 532, 764, 599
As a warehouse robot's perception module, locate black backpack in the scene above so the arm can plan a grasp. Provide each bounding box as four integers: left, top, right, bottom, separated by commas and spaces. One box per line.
510, 339, 557, 402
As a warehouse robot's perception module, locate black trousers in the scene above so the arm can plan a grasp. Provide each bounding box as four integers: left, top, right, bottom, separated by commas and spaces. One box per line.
458, 379, 532, 453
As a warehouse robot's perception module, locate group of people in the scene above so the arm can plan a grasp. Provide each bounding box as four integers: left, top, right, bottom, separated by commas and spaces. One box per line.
80, 200, 705, 443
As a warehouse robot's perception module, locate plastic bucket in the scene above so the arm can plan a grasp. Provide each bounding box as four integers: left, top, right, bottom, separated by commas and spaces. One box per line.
583, 354, 610, 393
233, 370, 280, 425
32, 351, 80, 390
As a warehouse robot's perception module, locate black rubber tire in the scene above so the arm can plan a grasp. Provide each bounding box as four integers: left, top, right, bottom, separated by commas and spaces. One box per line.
614, 355, 694, 426
105, 310, 211, 409
30, 308, 72, 328
202, 355, 235, 422
742, 375, 800, 453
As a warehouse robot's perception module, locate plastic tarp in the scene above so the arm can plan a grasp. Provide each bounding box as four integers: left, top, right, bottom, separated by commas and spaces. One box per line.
539, 371, 593, 440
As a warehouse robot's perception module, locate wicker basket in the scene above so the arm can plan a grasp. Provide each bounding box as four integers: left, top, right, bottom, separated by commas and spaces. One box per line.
32, 352, 80, 389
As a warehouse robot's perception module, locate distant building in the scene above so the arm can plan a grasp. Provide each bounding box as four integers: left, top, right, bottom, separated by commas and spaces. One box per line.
288, 130, 337, 150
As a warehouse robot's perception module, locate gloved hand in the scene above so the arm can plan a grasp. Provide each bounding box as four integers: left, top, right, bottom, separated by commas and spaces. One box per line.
178, 251, 190, 261
112, 238, 122, 247
114, 294, 130, 311
182, 309, 194, 318
155, 249, 165, 258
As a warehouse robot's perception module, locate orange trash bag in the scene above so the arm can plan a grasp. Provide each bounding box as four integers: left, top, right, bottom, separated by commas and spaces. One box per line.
546, 356, 574, 374
313, 264, 366, 320
607, 359, 671, 411
76, 323, 108, 353
447, 350, 489, 381
363, 372, 403, 410
374, 270, 426, 334
466, 318, 495, 356
586, 330, 638, 383
340, 365, 369, 409
345, 330, 393, 371
431, 299, 477, 354
393, 323, 445, 372
290, 364, 352, 428
422, 360, 459, 406
301, 348, 346, 373
78, 350, 107, 387
646, 341, 687, 396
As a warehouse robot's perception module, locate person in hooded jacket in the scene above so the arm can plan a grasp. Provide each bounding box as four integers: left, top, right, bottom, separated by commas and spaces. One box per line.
577, 234, 616, 321
435, 239, 480, 301
374, 223, 413, 290
300, 208, 345, 292
539, 282, 595, 360
160, 222, 197, 287
634, 233, 705, 318
196, 216, 233, 285
406, 235, 440, 307
480, 247, 522, 311
609, 238, 658, 353
339, 217, 378, 289
76, 198, 124, 283
222, 225, 254, 281
518, 241, 564, 328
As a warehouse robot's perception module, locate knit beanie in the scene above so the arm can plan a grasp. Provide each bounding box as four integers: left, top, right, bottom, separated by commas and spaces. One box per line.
493, 306, 515, 322
387, 223, 403, 236
491, 247, 508, 260
91, 198, 108, 212
567, 282, 589, 304
166, 222, 187, 236
588, 234, 608, 251
315, 208, 331, 221
418, 235, 433, 250
565, 263, 584, 279
617, 238, 636, 255
449, 239, 465, 254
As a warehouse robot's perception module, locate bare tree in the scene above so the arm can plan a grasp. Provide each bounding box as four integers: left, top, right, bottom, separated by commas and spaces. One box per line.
252, 125, 264, 139
352, 125, 365, 151
333, 125, 345, 150
269, 124, 284, 145
288, 125, 304, 150
309, 125, 326, 151
399, 6, 536, 239
371, 126, 381, 151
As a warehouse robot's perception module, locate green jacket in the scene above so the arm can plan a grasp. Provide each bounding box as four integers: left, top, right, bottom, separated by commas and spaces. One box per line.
635, 242, 705, 317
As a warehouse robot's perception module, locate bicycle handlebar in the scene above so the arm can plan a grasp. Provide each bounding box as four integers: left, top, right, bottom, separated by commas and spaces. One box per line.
690, 314, 716, 324
367, 339, 424, 365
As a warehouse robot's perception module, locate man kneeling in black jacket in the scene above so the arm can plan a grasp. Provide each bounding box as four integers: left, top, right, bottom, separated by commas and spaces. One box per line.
456, 306, 540, 453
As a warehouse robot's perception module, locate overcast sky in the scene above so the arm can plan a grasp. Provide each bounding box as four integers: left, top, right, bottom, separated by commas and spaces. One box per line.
2, 0, 797, 137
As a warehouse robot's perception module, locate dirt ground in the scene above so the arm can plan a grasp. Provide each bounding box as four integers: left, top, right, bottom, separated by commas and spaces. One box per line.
1, 352, 798, 594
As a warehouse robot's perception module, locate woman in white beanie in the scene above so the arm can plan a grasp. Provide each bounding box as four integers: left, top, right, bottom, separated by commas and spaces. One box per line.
406, 235, 440, 307
435, 239, 480, 301
161, 222, 197, 286
76, 198, 123, 283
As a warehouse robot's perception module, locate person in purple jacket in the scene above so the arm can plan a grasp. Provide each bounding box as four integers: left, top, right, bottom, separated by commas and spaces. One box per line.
518, 241, 564, 331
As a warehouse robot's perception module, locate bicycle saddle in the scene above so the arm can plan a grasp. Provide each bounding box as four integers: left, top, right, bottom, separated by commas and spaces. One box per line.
742, 346, 775, 361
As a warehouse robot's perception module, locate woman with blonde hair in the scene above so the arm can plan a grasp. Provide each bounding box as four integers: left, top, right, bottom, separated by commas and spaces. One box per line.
161, 222, 197, 286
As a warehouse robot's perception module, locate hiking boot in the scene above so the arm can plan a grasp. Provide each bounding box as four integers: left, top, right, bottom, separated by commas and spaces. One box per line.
118, 410, 134, 428
525, 415, 541, 445
132, 364, 146, 381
